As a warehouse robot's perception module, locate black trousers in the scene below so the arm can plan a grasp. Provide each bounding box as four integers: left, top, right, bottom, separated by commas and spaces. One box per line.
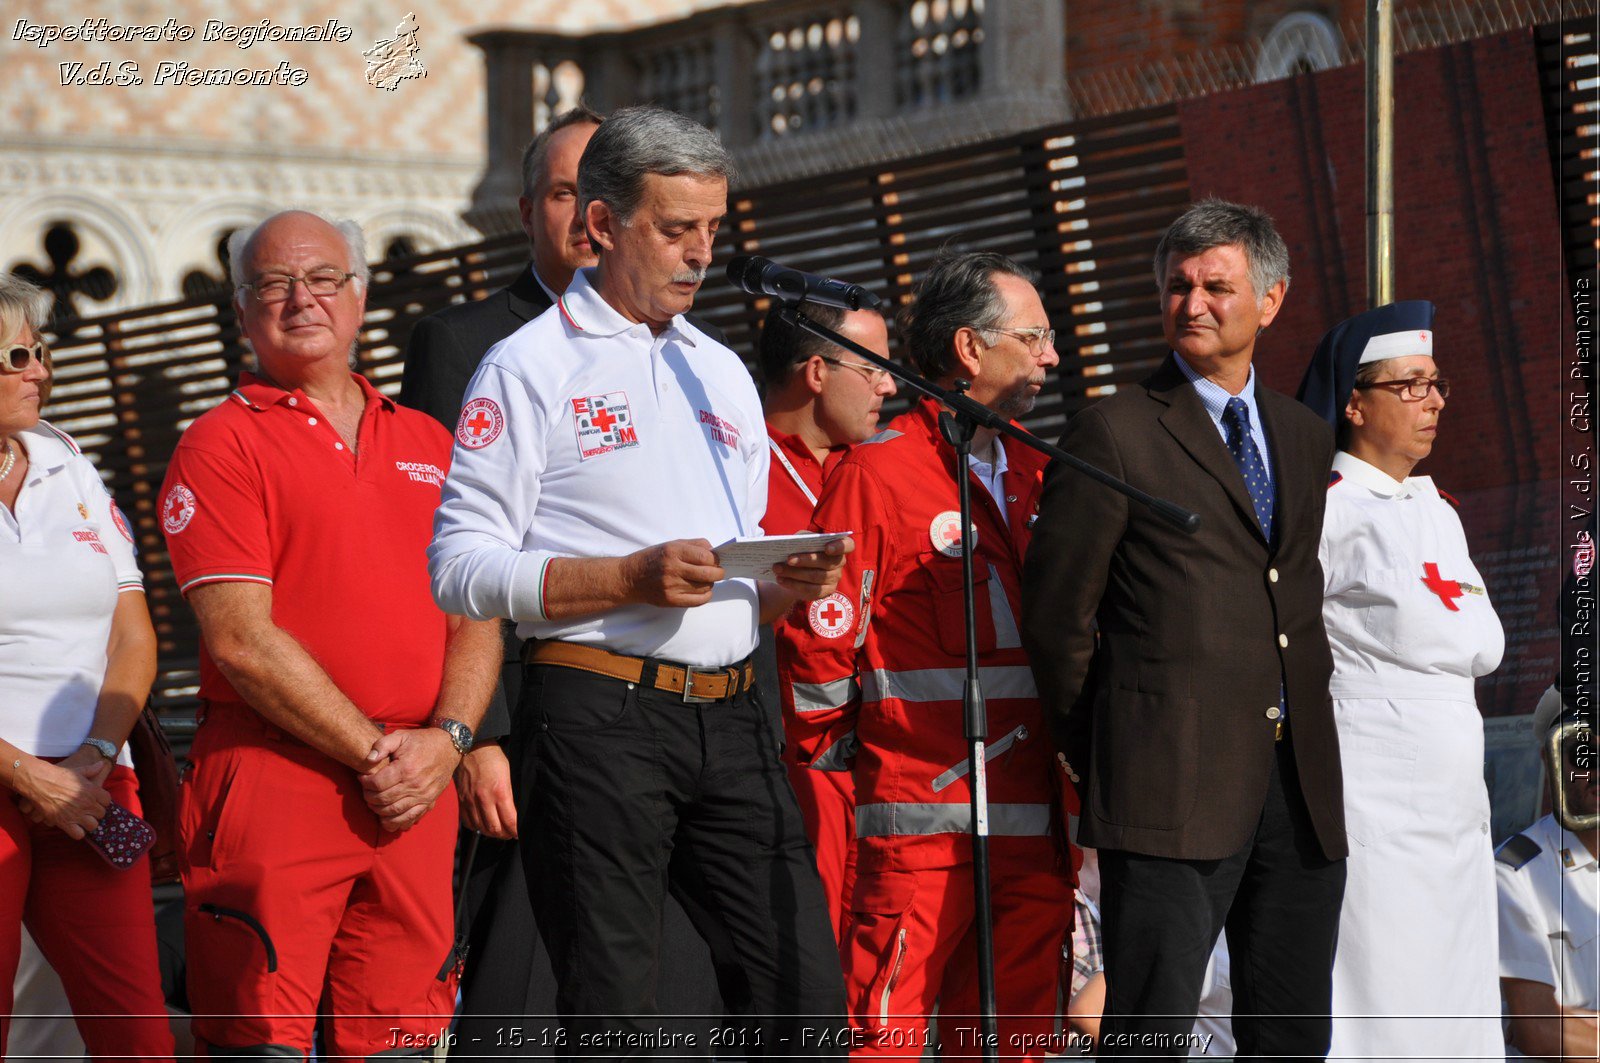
517, 662, 846, 1057
1097, 736, 1346, 1062
454, 661, 751, 1057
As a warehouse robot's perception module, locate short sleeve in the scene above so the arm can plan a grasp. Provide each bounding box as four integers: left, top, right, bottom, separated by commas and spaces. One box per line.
1497, 861, 1559, 989
76, 455, 143, 592
159, 438, 272, 595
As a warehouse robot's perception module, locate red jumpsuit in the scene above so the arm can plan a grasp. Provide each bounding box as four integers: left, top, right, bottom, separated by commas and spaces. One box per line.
763, 425, 856, 943
161, 374, 459, 1057
776, 400, 1073, 1059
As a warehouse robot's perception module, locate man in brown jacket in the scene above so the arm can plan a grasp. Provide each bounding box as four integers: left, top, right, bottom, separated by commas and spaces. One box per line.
1021, 199, 1346, 1060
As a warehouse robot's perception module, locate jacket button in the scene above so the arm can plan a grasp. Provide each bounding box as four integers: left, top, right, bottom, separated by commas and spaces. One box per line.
1269, 568, 1279, 583
1265, 706, 1282, 720
1278, 633, 1289, 648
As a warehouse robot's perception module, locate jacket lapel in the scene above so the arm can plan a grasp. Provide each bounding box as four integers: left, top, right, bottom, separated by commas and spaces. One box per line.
506, 266, 553, 323
1256, 388, 1309, 554
1149, 355, 1268, 545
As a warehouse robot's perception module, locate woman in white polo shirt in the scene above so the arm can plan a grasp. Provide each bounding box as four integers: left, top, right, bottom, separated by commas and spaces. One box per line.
0, 273, 173, 1060
1298, 301, 1505, 1063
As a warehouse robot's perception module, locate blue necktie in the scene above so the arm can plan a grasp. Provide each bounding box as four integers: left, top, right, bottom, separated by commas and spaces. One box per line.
1223, 397, 1287, 721
1222, 397, 1274, 542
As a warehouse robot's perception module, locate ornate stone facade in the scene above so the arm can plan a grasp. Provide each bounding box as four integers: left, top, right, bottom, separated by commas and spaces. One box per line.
0, 0, 719, 314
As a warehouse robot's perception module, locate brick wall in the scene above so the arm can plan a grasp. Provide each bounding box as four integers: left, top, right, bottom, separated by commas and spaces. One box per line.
1175, 28, 1568, 719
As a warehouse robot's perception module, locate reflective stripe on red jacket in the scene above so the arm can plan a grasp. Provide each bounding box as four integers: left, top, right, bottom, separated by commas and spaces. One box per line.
776, 399, 1057, 873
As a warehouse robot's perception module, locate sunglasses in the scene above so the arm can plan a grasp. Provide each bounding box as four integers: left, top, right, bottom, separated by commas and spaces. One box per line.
1, 341, 49, 375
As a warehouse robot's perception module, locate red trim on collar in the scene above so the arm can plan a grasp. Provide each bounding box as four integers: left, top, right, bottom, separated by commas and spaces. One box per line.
557, 295, 584, 332
1327, 471, 1343, 489
1439, 488, 1460, 509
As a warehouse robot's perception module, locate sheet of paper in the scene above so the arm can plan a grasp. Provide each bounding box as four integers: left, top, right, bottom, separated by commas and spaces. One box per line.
713, 532, 853, 581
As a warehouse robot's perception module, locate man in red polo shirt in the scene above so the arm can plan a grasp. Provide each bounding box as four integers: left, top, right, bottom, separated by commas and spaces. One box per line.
757, 302, 895, 944
159, 210, 501, 1057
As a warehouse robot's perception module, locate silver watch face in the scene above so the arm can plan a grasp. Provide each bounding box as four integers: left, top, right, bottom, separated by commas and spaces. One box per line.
84, 738, 117, 761
438, 719, 473, 753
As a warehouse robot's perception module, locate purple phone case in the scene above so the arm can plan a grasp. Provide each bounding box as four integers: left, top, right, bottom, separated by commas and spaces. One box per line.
85, 801, 157, 870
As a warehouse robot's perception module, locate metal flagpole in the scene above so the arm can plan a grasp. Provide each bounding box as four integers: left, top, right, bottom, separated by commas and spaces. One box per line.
1367, 0, 1396, 306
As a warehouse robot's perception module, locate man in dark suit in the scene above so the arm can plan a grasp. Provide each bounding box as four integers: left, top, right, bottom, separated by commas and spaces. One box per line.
1021, 199, 1347, 1059
401, 106, 740, 1041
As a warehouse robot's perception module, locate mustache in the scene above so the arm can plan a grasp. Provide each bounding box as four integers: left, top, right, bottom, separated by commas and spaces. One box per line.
672, 266, 707, 285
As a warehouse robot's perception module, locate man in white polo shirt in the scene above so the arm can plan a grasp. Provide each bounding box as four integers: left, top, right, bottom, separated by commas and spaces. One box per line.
429, 105, 850, 1051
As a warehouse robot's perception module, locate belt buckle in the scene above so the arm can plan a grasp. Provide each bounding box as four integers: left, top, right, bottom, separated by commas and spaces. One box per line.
680, 665, 719, 704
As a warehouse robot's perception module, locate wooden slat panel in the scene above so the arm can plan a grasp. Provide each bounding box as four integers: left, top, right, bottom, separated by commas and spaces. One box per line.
31, 100, 1180, 733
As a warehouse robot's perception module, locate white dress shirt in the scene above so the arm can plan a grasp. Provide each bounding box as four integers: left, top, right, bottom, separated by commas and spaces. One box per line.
1498, 813, 1599, 1017
429, 268, 768, 667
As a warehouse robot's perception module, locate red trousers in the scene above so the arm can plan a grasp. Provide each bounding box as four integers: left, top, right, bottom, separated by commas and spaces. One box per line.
180, 707, 457, 1058
784, 760, 856, 943
843, 865, 1073, 1061
0, 765, 175, 1061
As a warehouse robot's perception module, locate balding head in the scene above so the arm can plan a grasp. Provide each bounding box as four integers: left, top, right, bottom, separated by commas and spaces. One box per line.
228, 210, 369, 373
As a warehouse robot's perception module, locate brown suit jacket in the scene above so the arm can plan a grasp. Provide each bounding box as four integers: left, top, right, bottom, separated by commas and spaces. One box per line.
1021, 355, 1346, 861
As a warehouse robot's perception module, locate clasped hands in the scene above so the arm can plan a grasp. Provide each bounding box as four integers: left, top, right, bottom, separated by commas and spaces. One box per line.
359, 726, 461, 833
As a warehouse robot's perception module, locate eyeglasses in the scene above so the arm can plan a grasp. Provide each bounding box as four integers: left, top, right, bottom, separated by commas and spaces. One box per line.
1354, 377, 1450, 401
1, 341, 49, 375
238, 270, 358, 304
820, 356, 893, 385
980, 326, 1056, 355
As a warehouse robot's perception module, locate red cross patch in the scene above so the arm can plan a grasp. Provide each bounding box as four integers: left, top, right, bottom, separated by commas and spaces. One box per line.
929, 510, 976, 557
456, 398, 504, 450
162, 484, 196, 535
111, 503, 134, 543
1421, 562, 1464, 611
572, 392, 639, 459
808, 592, 855, 639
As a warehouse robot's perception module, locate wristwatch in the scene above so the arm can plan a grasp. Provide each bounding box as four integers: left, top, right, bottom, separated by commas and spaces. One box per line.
81, 738, 118, 763
433, 717, 474, 756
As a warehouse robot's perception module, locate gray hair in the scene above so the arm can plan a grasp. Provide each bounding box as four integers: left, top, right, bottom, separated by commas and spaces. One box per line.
577, 106, 736, 227
521, 104, 604, 200
1153, 198, 1290, 301
0, 272, 52, 346
227, 210, 370, 302
904, 250, 1040, 381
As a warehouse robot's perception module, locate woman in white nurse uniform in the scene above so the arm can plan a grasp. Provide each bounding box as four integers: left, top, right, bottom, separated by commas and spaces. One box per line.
1296, 301, 1504, 1062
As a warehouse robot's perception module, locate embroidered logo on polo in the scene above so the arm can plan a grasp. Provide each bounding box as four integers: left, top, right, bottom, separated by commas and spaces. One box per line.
72, 528, 108, 555
394, 460, 445, 487
929, 510, 976, 557
162, 484, 196, 535
1420, 562, 1488, 610
572, 392, 639, 459
698, 409, 740, 449
111, 503, 134, 543
809, 592, 854, 639
457, 398, 504, 450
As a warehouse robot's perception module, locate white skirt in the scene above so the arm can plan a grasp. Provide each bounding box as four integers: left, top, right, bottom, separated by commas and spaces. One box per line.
1327, 695, 1504, 1062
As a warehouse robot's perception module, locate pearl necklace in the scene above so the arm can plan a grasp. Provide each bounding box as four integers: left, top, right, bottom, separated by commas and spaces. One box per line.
0, 440, 14, 485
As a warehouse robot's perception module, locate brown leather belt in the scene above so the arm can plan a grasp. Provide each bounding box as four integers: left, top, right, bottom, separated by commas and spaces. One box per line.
523, 640, 755, 704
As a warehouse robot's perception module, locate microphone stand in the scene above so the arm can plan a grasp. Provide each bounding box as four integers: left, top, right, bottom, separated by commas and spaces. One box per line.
773, 302, 1198, 1060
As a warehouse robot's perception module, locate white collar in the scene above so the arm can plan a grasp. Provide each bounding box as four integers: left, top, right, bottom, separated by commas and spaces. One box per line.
968, 437, 1008, 474
1332, 450, 1432, 500
555, 267, 698, 347
16, 421, 77, 484
531, 265, 560, 305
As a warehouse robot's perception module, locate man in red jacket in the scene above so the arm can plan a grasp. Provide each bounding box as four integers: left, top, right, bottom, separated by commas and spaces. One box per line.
758, 302, 896, 943
776, 251, 1072, 1058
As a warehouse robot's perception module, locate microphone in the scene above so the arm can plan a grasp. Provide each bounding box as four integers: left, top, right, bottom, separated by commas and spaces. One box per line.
725, 256, 882, 311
